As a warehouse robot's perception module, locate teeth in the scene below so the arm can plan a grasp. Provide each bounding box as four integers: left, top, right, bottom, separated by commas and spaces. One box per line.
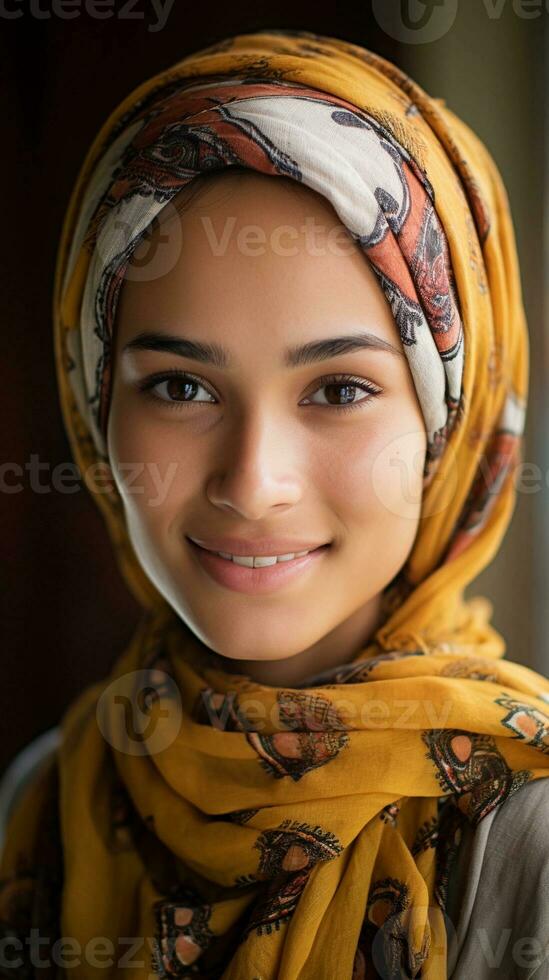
216, 549, 312, 566
232, 556, 255, 567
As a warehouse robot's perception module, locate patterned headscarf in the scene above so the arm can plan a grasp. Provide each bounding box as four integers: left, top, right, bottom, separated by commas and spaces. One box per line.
2, 29, 548, 980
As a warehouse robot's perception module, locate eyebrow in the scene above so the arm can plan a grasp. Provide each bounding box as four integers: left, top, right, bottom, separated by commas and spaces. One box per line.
122, 330, 405, 366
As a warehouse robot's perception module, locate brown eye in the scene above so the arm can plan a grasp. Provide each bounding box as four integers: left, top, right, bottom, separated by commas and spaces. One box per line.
302, 374, 382, 411
138, 371, 217, 407
322, 383, 362, 406
164, 377, 199, 401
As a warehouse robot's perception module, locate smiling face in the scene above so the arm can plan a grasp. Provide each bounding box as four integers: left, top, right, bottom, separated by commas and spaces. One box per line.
107, 170, 427, 682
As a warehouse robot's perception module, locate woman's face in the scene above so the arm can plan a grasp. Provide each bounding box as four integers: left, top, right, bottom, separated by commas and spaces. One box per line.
107, 171, 427, 666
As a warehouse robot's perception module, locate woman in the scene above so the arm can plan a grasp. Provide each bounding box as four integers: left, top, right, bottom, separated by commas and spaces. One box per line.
1, 28, 549, 979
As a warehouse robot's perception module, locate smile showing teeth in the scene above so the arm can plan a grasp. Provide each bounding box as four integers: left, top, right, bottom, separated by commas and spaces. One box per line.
188, 538, 330, 593
216, 550, 311, 567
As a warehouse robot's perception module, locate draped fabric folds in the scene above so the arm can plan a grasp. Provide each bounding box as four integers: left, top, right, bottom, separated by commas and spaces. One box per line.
1, 29, 548, 980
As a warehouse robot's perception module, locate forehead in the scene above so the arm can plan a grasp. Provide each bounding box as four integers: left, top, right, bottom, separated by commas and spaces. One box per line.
113, 170, 402, 354
170, 168, 335, 217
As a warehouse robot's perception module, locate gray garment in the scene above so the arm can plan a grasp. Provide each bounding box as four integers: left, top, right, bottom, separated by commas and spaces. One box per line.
446, 777, 549, 978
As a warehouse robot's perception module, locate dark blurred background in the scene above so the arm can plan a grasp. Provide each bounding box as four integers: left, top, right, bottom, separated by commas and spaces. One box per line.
1, 0, 547, 776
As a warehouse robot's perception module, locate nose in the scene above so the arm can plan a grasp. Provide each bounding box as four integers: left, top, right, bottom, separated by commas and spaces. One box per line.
206, 409, 303, 520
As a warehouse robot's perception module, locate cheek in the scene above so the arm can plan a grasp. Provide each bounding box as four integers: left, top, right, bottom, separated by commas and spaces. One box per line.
370, 426, 426, 525
107, 408, 201, 537
315, 414, 425, 543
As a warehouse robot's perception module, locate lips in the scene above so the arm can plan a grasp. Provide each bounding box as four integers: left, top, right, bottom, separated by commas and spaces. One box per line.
187, 535, 329, 557
187, 537, 330, 595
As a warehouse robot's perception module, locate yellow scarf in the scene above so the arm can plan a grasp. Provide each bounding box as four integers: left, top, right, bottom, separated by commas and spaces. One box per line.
2, 29, 549, 980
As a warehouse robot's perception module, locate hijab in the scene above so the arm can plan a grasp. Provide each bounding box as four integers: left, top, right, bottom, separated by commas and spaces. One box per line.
2, 29, 549, 980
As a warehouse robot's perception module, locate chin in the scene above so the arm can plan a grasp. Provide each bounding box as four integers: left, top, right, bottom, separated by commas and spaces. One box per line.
164, 576, 336, 662
183, 612, 315, 664
220, 644, 303, 664
206, 632, 306, 664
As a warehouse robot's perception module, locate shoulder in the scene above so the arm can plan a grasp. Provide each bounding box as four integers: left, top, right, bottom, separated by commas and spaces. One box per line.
451, 778, 549, 979
480, 777, 549, 917
0, 727, 61, 862
490, 776, 549, 852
